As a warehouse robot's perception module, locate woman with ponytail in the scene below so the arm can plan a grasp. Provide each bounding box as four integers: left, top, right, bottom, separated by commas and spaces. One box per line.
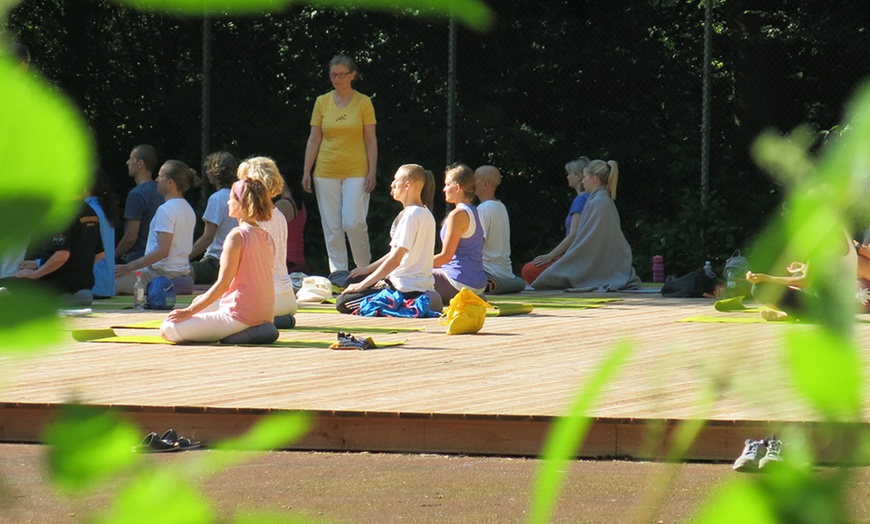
237, 157, 298, 328
161, 176, 277, 343
530, 159, 641, 291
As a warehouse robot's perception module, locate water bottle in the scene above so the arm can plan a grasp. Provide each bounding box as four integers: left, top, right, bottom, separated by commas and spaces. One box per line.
133, 271, 146, 311
725, 265, 738, 292
652, 255, 664, 283
703, 260, 716, 280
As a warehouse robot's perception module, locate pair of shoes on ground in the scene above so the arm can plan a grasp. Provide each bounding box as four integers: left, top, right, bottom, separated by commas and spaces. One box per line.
733, 435, 783, 471
132, 428, 202, 453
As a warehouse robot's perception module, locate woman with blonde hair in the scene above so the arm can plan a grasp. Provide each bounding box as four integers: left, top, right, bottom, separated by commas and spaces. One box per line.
238, 157, 298, 328
521, 157, 592, 283
161, 176, 277, 343
531, 159, 641, 291
432, 163, 487, 302
302, 54, 377, 274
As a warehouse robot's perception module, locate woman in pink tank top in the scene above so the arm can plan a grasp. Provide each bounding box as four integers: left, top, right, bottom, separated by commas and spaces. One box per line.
161, 178, 276, 343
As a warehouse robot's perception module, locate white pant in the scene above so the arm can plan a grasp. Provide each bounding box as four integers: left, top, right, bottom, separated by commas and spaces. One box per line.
275, 286, 297, 316
313, 177, 371, 273
160, 308, 249, 343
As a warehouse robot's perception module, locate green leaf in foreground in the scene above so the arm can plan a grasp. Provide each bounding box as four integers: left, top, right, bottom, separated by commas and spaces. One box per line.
530, 341, 632, 524
214, 411, 313, 452
43, 404, 141, 492
0, 56, 92, 254
0, 280, 63, 352
695, 481, 778, 524
97, 469, 214, 524
113, 0, 493, 31
785, 328, 862, 422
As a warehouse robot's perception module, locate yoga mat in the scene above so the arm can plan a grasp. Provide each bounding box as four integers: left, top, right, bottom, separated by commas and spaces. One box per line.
110, 320, 426, 333
297, 306, 340, 314
487, 303, 534, 316
72, 329, 406, 348
88, 295, 196, 310
484, 296, 619, 304
713, 296, 762, 313
677, 315, 796, 324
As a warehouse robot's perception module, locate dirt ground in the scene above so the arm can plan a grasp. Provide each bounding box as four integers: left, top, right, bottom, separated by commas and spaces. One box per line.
2, 444, 870, 523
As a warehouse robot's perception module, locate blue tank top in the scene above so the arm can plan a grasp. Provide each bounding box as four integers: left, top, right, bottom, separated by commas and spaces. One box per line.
439, 203, 487, 289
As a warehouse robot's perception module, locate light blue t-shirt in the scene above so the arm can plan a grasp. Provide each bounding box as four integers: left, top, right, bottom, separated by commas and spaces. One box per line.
203, 188, 238, 259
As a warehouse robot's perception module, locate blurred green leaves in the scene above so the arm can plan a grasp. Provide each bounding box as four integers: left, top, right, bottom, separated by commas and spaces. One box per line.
0, 52, 92, 351
213, 411, 312, 452
43, 404, 141, 492
785, 329, 862, 422
41, 405, 313, 521
530, 341, 632, 524
112, 0, 493, 30
98, 469, 214, 524
0, 280, 63, 352
0, 56, 92, 255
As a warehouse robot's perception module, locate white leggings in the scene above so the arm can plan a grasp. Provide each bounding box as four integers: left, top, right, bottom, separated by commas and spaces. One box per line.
160, 301, 249, 343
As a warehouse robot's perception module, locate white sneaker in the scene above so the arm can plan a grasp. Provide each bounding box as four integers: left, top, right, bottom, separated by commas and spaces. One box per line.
759, 437, 783, 469
733, 438, 766, 471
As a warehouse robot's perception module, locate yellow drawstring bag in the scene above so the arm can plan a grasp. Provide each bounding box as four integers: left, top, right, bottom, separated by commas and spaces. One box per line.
438, 288, 493, 335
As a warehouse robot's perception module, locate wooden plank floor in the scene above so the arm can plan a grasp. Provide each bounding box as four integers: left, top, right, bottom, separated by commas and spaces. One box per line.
2, 290, 869, 461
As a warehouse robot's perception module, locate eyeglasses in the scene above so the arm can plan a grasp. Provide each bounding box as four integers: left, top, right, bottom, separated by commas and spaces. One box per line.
329, 71, 353, 80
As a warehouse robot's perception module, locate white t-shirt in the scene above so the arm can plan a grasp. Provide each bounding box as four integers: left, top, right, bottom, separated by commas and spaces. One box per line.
259, 209, 295, 295
389, 205, 436, 293
147, 198, 195, 274
477, 199, 516, 279
203, 188, 238, 259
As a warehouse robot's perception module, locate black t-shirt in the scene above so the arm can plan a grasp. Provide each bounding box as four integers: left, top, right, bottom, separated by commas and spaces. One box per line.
41, 202, 104, 293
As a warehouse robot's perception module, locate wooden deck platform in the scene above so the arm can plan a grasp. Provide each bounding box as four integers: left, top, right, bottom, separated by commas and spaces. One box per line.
2, 291, 869, 462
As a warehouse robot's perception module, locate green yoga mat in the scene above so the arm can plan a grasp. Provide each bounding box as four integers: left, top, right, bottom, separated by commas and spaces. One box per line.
485, 296, 620, 304
72, 329, 406, 348
713, 296, 762, 313
109, 320, 426, 333
89, 295, 195, 310
488, 303, 534, 316
677, 315, 796, 324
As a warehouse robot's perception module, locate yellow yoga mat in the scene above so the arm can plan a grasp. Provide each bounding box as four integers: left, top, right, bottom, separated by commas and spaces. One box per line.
109, 320, 426, 333
72, 329, 406, 348
488, 303, 534, 316
677, 315, 796, 324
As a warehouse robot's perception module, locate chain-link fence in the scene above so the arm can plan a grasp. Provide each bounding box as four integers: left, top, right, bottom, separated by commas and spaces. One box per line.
8, 0, 870, 278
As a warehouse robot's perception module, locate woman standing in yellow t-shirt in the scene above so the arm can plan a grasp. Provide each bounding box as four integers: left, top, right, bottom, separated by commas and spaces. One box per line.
302, 54, 378, 274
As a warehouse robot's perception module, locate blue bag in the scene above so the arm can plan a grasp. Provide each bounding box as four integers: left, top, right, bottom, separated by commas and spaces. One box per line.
146, 276, 176, 310
356, 288, 438, 318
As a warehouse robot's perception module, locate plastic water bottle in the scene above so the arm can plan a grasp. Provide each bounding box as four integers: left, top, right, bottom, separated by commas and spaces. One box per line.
703, 260, 716, 279
133, 271, 146, 311
652, 255, 664, 283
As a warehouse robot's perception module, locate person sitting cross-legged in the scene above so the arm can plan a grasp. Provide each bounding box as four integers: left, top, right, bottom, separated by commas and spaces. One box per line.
115, 160, 198, 293
161, 177, 276, 343
474, 165, 526, 294
335, 164, 441, 315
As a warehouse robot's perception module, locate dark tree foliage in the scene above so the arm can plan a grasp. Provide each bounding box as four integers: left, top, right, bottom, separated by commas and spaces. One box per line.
8, 0, 870, 277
